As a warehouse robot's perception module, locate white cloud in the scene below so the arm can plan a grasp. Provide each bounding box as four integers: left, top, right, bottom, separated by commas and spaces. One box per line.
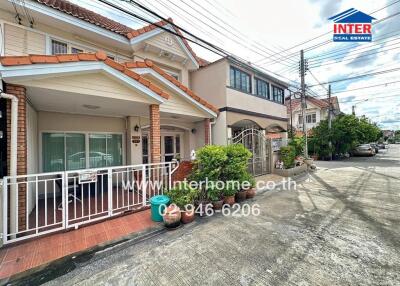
71, 0, 400, 129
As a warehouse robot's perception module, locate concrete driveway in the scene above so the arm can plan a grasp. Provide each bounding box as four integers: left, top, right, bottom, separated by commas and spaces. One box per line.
46, 145, 400, 286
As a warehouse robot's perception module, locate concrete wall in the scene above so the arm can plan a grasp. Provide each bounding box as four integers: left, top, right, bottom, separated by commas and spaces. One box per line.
190, 59, 227, 108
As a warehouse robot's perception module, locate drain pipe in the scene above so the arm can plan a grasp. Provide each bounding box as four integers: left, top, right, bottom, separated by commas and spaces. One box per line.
1, 92, 18, 239
210, 118, 216, 145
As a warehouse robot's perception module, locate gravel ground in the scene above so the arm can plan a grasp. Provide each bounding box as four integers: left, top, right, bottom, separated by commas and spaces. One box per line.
44, 145, 400, 286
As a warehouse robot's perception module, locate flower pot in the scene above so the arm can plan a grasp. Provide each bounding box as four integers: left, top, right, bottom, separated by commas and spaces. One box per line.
235, 190, 247, 202
212, 199, 224, 210
181, 210, 195, 224
163, 205, 181, 229
246, 188, 256, 199
223, 195, 235, 206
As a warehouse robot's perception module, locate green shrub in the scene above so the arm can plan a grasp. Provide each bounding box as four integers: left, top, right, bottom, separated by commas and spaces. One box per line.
221, 144, 252, 181
190, 145, 227, 182
280, 146, 295, 169
207, 182, 223, 201
289, 137, 305, 156
165, 182, 199, 209
223, 182, 239, 197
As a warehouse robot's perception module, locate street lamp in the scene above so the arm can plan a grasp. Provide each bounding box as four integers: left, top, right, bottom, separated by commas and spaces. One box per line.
352, 99, 369, 115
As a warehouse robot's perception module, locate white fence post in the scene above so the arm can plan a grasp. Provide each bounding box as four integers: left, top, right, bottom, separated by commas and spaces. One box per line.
62, 172, 67, 229
107, 169, 113, 217
1, 179, 7, 246
142, 165, 147, 206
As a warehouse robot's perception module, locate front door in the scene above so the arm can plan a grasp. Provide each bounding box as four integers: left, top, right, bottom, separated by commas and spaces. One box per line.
142, 132, 183, 163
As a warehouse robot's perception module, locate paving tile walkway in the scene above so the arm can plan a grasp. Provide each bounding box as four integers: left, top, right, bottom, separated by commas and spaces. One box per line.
0, 209, 157, 280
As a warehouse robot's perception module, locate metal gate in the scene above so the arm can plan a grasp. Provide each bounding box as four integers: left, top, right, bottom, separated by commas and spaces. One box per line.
230, 128, 270, 176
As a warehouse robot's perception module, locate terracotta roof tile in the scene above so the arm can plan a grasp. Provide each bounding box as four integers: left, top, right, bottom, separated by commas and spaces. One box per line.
35, 0, 208, 66
0, 52, 169, 100
36, 0, 133, 37
124, 60, 219, 114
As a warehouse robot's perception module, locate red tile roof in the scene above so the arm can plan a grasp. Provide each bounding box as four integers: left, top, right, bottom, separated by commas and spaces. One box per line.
285, 96, 338, 114
0, 51, 169, 100
36, 0, 133, 37
35, 0, 206, 66
125, 60, 218, 114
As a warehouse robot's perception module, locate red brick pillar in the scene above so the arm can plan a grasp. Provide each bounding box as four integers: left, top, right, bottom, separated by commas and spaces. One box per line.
6, 84, 27, 231
149, 104, 161, 163
204, 118, 211, 145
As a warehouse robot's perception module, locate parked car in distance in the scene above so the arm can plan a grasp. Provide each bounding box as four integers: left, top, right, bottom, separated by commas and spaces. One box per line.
351, 144, 375, 157
369, 143, 379, 153
377, 143, 385, 149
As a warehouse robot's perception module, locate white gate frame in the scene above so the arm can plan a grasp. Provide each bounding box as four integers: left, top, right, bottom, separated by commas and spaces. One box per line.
2, 161, 179, 245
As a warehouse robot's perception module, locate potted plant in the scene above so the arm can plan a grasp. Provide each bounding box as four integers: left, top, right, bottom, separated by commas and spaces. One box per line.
223, 184, 237, 206
207, 184, 224, 210
242, 172, 256, 199
235, 184, 247, 202
165, 183, 198, 224
163, 204, 181, 229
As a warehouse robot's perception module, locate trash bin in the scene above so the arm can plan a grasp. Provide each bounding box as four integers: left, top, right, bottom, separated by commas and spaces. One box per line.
150, 195, 170, 222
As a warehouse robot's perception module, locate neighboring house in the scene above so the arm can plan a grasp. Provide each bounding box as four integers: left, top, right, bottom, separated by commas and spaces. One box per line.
382, 130, 395, 140
286, 96, 340, 132
191, 56, 289, 145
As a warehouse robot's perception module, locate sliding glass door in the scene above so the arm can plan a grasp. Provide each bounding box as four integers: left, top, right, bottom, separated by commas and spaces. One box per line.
42, 132, 123, 172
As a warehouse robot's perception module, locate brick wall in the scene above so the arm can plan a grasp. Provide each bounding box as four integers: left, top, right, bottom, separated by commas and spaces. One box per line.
204, 118, 211, 145
6, 83, 27, 231
172, 161, 194, 183
149, 104, 161, 163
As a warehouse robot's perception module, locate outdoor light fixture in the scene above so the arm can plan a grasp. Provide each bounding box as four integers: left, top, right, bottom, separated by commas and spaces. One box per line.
134, 125, 140, 132
191, 128, 197, 134
82, 104, 100, 110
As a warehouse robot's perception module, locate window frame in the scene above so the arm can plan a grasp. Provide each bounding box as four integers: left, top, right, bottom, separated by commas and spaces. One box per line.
40, 131, 125, 172
230, 66, 252, 93
306, 113, 317, 124
272, 85, 285, 104
255, 77, 270, 99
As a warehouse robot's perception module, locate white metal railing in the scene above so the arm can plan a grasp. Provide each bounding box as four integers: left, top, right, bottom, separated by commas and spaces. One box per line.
2, 161, 179, 245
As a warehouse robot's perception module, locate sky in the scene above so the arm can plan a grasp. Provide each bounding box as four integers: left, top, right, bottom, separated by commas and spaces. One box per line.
72, 0, 400, 130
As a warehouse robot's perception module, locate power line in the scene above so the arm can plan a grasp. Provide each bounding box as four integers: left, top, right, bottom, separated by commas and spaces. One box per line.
308, 68, 329, 92
258, 3, 400, 66
339, 93, 400, 103
307, 67, 400, 87
308, 45, 400, 68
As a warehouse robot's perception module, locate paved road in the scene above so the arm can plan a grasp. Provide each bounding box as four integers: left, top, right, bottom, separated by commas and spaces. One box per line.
46, 145, 400, 286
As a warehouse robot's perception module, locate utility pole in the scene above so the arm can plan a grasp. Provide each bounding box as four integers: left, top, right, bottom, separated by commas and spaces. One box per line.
352, 105, 356, 115
289, 90, 293, 139
300, 50, 308, 157
328, 84, 332, 161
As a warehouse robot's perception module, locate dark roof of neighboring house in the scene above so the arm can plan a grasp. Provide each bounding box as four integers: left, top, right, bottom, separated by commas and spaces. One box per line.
35, 0, 205, 66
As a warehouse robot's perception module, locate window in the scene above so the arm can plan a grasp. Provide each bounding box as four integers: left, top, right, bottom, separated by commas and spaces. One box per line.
298, 115, 303, 124
71, 47, 84, 54
142, 135, 149, 164
272, 86, 284, 104
230, 66, 251, 93
51, 40, 68, 54
306, 113, 317, 123
255, 78, 270, 99
42, 132, 122, 172
89, 134, 122, 168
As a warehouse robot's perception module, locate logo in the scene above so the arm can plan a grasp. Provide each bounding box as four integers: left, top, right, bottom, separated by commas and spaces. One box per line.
328, 8, 376, 42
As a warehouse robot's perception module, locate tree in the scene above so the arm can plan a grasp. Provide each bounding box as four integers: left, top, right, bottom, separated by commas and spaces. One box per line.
309, 114, 382, 159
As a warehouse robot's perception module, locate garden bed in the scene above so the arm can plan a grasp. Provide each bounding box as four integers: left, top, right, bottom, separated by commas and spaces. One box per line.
273, 164, 307, 177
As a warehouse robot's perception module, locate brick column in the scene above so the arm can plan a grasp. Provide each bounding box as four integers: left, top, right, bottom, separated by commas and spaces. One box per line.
6, 84, 27, 231
149, 104, 161, 163
204, 118, 211, 145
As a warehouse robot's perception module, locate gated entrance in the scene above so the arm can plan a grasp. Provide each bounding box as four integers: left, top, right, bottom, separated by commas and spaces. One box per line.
230, 128, 270, 176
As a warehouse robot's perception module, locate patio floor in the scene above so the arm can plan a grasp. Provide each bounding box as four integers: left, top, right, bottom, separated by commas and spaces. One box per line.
0, 209, 158, 280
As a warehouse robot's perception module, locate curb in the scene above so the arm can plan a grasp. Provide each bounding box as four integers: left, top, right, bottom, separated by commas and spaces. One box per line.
1, 225, 166, 286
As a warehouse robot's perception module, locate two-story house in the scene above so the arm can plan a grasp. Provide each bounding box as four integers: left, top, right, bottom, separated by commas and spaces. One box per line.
0, 0, 221, 244
191, 57, 288, 143
286, 96, 340, 133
